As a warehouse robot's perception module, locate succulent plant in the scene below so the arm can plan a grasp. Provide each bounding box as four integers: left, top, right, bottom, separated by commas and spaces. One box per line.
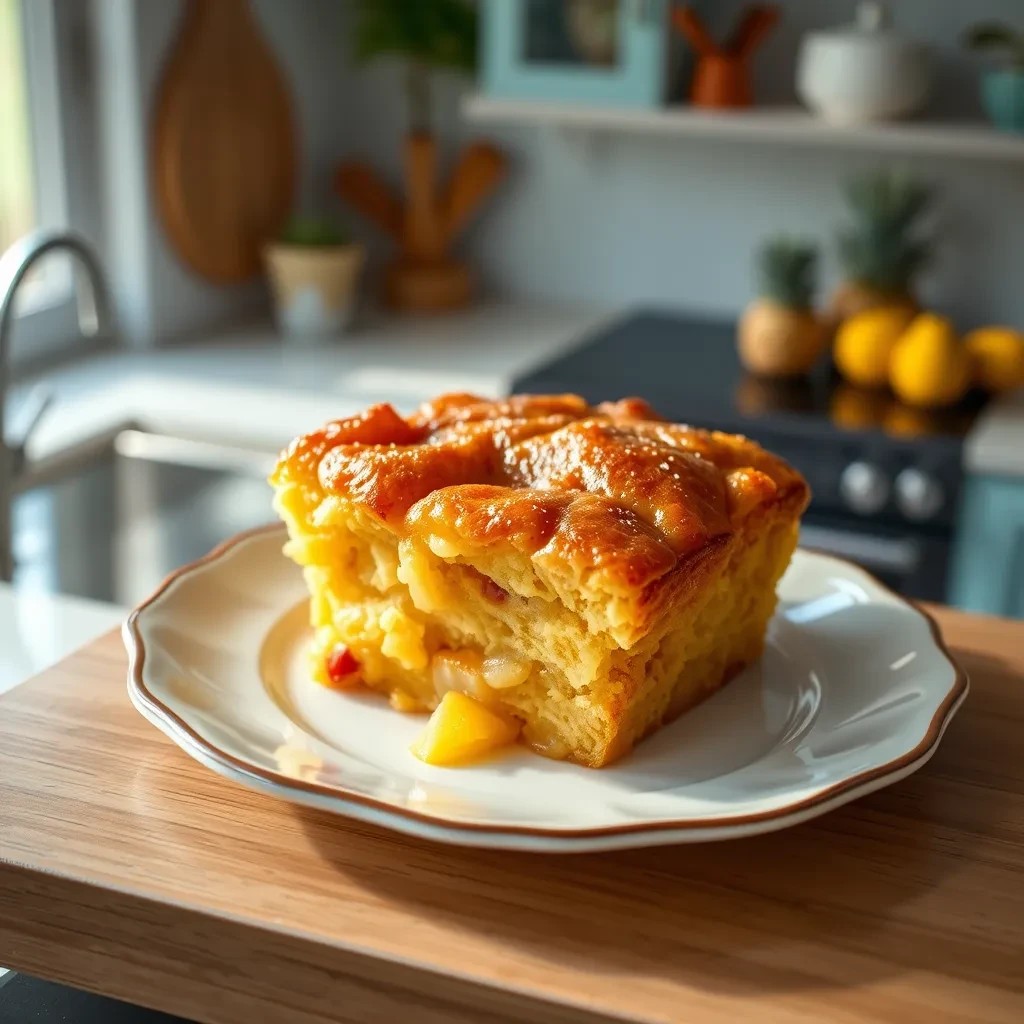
836, 170, 933, 296
279, 217, 349, 247
756, 237, 818, 310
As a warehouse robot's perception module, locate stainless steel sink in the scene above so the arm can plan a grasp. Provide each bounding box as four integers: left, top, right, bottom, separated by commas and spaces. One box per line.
11, 430, 279, 606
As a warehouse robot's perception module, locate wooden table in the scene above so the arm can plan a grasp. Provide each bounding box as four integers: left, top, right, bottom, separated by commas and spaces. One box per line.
1, 609, 1022, 1024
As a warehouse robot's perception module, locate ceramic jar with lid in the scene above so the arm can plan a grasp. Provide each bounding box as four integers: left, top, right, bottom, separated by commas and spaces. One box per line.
797, 1, 931, 124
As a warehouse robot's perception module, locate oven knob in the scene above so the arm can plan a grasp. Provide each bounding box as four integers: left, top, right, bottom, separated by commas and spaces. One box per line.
894, 467, 945, 521
839, 461, 890, 515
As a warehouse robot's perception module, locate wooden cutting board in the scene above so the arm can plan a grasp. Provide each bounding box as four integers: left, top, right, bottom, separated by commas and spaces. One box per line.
1, 608, 1023, 1023
152, 0, 295, 284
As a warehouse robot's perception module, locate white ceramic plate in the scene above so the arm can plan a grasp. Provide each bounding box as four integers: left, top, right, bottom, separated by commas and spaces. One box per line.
124, 525, 967, 852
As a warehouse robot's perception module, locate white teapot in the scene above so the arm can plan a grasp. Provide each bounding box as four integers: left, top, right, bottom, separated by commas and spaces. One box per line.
797, 1, 931, 124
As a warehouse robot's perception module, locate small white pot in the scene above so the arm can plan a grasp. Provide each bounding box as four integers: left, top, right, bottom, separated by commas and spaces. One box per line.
797, 1, 931, 125
263, 243, 366, 342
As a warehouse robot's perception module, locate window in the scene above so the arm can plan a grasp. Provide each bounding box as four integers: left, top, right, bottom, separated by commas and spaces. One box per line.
2, 0, 96, 367
0, 0, 34, 253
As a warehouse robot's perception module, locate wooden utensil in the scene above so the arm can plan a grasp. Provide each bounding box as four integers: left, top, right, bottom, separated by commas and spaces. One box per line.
335, 163, 404, 241
441, 142, 507, 251
337, 134, 506, 313
152, 0, 296, 284
673, 3, 780, 108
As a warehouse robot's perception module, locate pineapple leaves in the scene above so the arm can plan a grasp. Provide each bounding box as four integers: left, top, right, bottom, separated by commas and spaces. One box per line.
842, 172, 931, 233
757, 238, 818, 311
837, 170, 934, 294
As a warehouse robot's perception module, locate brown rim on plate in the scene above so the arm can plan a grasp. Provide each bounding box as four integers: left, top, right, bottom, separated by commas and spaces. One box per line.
123, 523, 969, 840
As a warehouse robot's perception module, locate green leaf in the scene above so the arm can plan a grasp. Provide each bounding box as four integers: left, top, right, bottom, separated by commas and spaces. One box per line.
757, 236, 818, 309
963, 22, 1022, 52
354, 0, 477, 73
279, 217, 350, 247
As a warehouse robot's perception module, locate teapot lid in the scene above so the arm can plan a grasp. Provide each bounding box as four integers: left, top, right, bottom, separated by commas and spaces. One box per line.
856, 2, 890, 33
818, 1, 905, 41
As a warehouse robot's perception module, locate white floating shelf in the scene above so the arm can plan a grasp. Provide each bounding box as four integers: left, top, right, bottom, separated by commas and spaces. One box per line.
463, 94, 1024, 163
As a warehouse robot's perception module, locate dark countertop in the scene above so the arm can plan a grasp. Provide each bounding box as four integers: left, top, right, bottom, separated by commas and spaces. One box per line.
512, 309, 984, 454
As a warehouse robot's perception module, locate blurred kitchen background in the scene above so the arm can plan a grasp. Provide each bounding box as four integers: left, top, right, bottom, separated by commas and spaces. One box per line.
3, 0, 1024, 643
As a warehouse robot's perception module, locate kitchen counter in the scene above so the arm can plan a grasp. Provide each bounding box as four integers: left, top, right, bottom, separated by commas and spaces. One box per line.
965, 386, 1024, 477
1, 303, 607, 699
1, 607, 1023, 1023
0, 584, 123, 986
3, 303, 1024, 1019
11, 301, 1023, 477
13, 303, 610, 464
0, 587, 122, 1000
0, 585, 123, 697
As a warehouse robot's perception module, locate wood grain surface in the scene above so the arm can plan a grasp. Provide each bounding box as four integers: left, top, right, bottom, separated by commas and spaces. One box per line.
1, 609, 1023, 1024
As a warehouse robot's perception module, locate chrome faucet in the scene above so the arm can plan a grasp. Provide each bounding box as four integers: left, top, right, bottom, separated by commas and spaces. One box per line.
0, 229, 114, 582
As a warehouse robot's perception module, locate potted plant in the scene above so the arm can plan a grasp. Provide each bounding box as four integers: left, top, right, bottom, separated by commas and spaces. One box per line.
738, 237, 825, 377
828, 169, 932, 325
964, 22, 1024, 133
263, 217, 365, 340
336, 0, 506, 312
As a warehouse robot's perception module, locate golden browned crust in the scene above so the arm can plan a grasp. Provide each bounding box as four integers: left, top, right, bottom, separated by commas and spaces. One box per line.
272, 393, 810, 766
271, 392, 809, 608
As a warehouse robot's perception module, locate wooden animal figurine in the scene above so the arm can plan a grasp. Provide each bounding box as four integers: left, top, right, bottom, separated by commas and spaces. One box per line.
672, 4, 780, 108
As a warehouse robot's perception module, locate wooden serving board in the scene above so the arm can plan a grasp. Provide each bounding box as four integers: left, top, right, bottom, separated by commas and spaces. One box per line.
1, 609, 1023, 1024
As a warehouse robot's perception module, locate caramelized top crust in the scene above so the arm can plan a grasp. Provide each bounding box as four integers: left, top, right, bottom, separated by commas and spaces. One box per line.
272, 393, 809, 592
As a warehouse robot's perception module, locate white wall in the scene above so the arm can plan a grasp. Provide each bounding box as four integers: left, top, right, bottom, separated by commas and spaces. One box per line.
467, 130, 1024, 326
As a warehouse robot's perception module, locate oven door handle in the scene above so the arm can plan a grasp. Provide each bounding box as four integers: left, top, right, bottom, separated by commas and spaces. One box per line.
799, 524, 920, 575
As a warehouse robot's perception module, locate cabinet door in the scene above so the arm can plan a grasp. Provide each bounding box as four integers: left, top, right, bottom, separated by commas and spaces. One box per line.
951, 475, 1024, 618
482, 0, 667, 107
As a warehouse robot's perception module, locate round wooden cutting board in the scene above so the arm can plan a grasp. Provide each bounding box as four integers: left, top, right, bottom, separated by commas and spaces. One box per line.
152, 0, 296, 284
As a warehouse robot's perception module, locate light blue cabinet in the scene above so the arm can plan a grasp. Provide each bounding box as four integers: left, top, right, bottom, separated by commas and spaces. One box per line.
951, 474, 1024, 618
481, 0, 669, 108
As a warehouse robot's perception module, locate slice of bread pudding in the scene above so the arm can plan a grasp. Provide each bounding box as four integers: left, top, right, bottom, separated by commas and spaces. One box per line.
271, 393, 809, 767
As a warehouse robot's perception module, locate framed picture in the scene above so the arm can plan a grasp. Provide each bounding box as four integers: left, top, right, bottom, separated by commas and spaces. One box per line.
481, 0, 669, 108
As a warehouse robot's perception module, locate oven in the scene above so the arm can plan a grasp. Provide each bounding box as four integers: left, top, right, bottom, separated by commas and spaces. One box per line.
511, 310, 973, 605
798, 515, 952, 601
732, 425, 962, 603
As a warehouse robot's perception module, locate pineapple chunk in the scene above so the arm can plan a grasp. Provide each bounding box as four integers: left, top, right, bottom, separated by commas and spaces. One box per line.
411, 691, 520, 767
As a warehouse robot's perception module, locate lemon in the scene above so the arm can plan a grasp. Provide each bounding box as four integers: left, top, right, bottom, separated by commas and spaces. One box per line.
834, 306, 915, 388
965, 326, 1024, 393
889, 314, 971, 409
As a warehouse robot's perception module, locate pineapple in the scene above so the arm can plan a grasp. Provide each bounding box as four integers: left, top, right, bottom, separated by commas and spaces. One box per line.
830, 170, 932, 324
739, 238, 825, 377
411, 691, 520, 767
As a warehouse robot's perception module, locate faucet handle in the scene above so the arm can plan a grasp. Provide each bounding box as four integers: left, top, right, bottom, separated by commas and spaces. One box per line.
5, 385, 54, 470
